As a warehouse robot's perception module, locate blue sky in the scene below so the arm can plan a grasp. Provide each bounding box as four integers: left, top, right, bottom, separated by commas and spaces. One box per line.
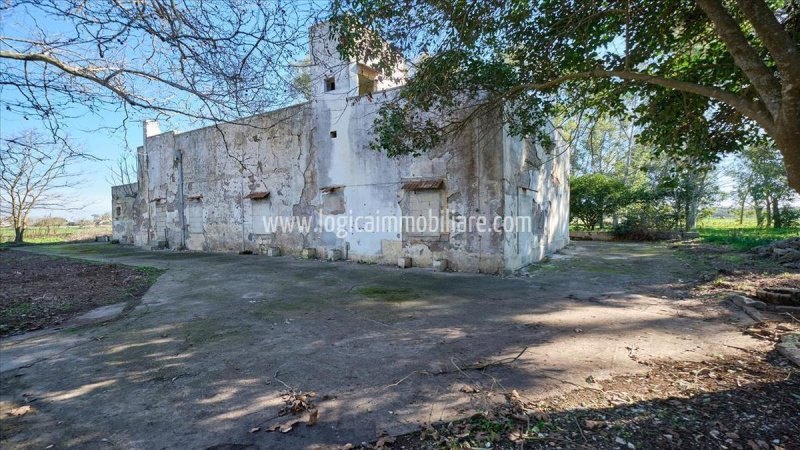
0, 3, 146, 219
1, 102, 141, 220
1, 1, 321, 220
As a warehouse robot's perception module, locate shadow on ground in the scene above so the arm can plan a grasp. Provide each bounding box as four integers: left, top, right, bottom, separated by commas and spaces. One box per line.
392, 350, 799, 449
0, 242, 781, 449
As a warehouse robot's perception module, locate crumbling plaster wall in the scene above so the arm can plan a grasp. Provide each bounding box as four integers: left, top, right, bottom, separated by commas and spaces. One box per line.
141, 103, 316, 253
310, 88, 505, 273
502, 124, 571, 271
308, 23, 505, 273
118, 22, 567, 273
111, 183, 138, 244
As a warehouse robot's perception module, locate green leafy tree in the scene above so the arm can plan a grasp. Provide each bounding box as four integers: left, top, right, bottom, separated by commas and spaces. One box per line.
733, 145, 795, 227
332, 0, 800, 193
570, 174, 632, 230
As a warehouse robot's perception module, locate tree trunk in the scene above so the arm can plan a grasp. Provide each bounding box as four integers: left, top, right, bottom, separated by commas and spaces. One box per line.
774, 103, 800, 195
14, 227, 24, 243
765, 199, 772, 227
738, 197, 746, 224
686, 200, 698, 231
754, 204, 764, 227
686, 173, 703, 231
772, 197, 781, 228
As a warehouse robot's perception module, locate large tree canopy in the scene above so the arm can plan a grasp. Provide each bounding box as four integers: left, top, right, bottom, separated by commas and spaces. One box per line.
330, 0, 800, 193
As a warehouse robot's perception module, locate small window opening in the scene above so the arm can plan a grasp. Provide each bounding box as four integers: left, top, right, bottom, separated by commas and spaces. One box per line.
330, 131, 337, 138
324, 77, 336, 92
358, 64, 378, 95
115, 206, 121, 218
321, 186, 345, 215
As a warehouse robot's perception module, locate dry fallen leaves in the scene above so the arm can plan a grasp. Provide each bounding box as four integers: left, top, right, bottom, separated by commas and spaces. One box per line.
265, 409, 320, 433
279, 390, 317, 416
268, 418, 302, 433
375, 431, 396, 449
307, 408, 319, 426
263, 389, 321, 434
583, 419, 604, 430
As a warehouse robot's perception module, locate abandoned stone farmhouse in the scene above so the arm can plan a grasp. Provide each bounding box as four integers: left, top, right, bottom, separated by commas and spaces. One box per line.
111, 24, 570, 274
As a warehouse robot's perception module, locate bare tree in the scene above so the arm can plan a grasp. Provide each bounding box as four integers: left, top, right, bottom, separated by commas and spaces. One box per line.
0, 1, 321, 141
107, 151, 140, 198
0, 131, 87, 242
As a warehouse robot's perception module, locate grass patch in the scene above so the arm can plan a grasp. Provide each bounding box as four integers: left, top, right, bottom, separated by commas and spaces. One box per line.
356, 286, 418, 302
0, 225, 111, 244
697, 224, 799, 251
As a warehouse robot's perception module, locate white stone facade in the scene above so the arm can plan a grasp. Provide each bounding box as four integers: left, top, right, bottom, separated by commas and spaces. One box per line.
111, 24, 570, 273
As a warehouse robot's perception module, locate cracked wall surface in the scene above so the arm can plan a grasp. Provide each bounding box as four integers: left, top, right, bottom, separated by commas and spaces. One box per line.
502, 124, 571, 271
111, 183, 138, 244
112, 24, 570, 273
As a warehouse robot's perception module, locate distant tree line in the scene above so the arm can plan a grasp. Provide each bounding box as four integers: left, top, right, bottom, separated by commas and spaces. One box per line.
566, 110, 722, 235
565, 108, 797, 235
0, 213, 112, 229
730, 145, 797, 228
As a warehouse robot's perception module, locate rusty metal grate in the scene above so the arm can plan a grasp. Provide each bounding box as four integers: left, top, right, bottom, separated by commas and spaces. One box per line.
244, 191, 270, 199
401, 179, 444, 190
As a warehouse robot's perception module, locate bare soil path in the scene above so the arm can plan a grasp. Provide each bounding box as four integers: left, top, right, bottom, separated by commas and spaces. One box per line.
0, 242, 786, 449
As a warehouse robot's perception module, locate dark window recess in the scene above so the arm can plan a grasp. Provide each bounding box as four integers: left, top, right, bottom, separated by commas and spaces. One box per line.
357, 64, 378, 95
324, 77, 336, 91
115, 206, 121, 218
330, 131, 337, 138
358, 74, 377, 95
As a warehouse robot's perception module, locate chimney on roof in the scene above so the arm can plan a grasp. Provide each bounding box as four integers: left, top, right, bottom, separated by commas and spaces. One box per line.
143, 120, 161, 138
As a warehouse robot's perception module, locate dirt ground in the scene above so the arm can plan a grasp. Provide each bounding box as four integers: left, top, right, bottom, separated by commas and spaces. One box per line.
0, 249, 161, 336
0, 241, 797, 449
390, 337, 799, 450
680, 242, 800, 303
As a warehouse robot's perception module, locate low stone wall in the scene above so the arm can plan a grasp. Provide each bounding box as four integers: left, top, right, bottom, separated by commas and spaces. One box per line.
570, 230, 700, 241
569, 231, 616, 241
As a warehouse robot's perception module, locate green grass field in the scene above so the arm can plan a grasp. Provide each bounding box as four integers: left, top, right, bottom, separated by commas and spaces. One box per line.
697, 218, 799, 250
0, 225, 112, 244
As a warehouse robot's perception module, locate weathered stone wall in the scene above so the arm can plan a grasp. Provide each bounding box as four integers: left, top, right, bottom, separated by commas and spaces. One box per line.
112, 23, 570, 273
138, 104, 315, 253
111, 183, 138, 244
313, 91, 506, 273
502, 124, 571, 271
307, 23, 506, 272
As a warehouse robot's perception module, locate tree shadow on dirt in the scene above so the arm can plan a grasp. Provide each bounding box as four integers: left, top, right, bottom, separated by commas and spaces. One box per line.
389, 349, 799, 450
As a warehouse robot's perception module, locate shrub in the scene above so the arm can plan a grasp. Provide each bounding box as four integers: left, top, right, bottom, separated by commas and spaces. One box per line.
780, 207, 800, 228
32, 216, 68, 227
569, 174, 633, 230
613, 202, 677, 239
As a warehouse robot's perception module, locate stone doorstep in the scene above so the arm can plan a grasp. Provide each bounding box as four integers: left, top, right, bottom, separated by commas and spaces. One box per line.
327, 249, 343, 261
